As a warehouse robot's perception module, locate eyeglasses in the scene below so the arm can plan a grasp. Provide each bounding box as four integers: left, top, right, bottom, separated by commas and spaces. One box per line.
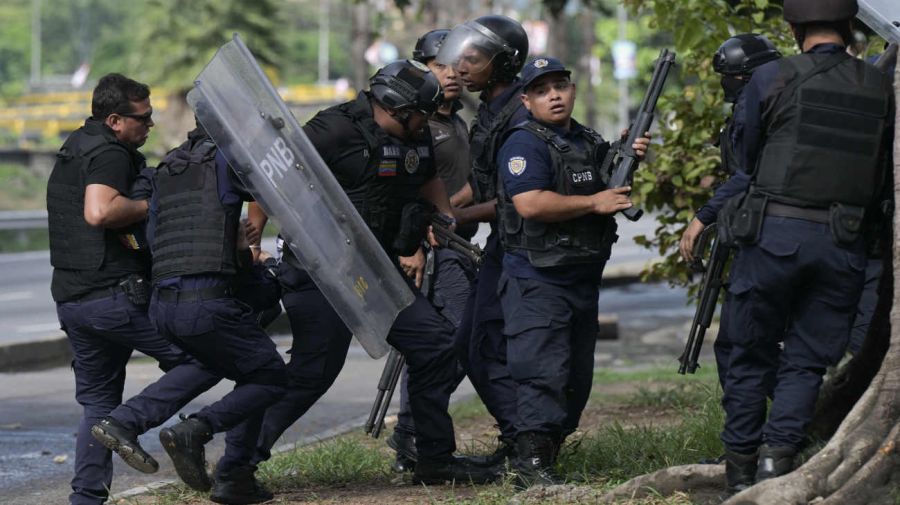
117, 110, 153, 125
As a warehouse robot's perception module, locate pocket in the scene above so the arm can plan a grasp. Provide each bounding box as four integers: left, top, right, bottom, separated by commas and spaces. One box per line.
86, 309, 131, 331
504, 315, 553, 336
169, 303, 215, 337
846, 251, 867, 273
756, 234, 800, 258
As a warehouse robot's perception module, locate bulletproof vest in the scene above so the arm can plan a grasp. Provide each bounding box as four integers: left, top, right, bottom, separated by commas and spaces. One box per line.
469, 90, 523, 203
151, 135, 240, 284
754, 52, 893, 208
47, 126, 130, 270
718, 115, 740, 175
498, 120, 618, 267
325, 97, 434, 253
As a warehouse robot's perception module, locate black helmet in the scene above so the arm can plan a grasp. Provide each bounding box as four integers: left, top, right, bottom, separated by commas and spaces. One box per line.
369, 60, 443, 115
713, 34, 782, 77
436, 15, 529, 82
783, 0, 858, 23
413, 29, 449, 63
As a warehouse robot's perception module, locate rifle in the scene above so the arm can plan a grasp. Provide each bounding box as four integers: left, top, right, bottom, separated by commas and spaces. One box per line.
678, 223, 731, 374
606, 48, 677, 221
431, 213, 484, 267
365, 347, 405, 438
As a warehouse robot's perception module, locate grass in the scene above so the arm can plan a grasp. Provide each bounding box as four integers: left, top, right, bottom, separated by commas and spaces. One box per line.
129, 366, 724, 505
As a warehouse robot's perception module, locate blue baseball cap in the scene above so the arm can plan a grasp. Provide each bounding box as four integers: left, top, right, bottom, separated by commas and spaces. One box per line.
520, 57, 571, 90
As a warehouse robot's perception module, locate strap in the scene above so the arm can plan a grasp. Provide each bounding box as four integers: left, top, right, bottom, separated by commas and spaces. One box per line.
156, 284, 232, 303
765, 201, 829, 223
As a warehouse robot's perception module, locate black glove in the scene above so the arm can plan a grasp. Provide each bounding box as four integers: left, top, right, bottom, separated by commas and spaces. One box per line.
130, 167, 156, 200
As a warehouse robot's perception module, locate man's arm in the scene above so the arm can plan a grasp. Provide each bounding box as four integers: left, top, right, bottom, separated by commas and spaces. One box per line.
83, 184, 148, 228
454, 199, 496, 224
511, 187, 632, 223
449, 182, 473, 208
418, 176, 453, 218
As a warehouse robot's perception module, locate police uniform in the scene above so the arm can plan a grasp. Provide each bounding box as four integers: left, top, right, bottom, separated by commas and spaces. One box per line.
148, 128, 287, 493
451, 82, 528, 446
252, 91, 468, 471
497, 116, 615, 441
720, 39, 893, 477
48, 118, 219, 505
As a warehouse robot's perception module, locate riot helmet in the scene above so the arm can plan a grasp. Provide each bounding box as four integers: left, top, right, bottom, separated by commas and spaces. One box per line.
436, 15, 528, 83
369, 59, 443, 116
413, 29, 450, 64
713, 34, 782, 102
783, 0, 858, 24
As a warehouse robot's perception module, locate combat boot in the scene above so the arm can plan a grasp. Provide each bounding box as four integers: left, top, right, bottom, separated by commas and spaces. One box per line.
464, 437, 516, 468
755, 444, 796, 482
91, 417, 159, 473
725, 449, 758, 494
387, 430, 417, 472
159, 414, 214, 491
210, 465, 274, 505
511, 432, 563, 489
413, 456, 502, 485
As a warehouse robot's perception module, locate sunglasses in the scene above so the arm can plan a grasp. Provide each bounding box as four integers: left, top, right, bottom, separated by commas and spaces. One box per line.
117, 110, 154, 125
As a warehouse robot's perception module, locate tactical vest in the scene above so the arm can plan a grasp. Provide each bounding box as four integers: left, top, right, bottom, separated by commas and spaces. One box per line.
499, 120, 617, 267
151, 135, 240, 284
47, 125, 130, 270
753, 52, 892, 208
324, 96, 434, 253
469, 92, 523, 203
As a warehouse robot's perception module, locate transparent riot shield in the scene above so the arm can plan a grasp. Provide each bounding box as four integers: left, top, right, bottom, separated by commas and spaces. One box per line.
858, 0, 900, 44
187, 34, 413, 359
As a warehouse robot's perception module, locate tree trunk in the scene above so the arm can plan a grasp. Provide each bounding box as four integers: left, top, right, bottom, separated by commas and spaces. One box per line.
599, 60, 900, 505
350, 1, 371, 91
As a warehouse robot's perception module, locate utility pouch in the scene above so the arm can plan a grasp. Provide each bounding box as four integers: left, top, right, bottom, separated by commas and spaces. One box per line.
119, 274, 151, 306
718, 192, 767, 246
829, 203, 865, 247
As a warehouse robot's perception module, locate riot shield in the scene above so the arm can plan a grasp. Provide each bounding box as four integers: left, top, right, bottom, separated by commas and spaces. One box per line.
187, 34, 414, 359
858, 0, 900, 44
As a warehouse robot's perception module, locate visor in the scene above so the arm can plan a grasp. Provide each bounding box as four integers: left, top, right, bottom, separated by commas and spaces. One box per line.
436, 21, 508, 73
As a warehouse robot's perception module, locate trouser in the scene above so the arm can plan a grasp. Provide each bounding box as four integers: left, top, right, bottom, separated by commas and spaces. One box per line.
847, 258, 882, 355
253, 263, 461, 463
499, 273, 600, 435
150, 282, 287, 477
396, 247, 473, 435
721, 217, 865, 454
57, 291, 220, 505
453, 233, 517, 441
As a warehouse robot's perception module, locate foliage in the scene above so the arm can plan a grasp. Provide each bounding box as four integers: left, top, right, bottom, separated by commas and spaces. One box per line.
619, 0, 795, 286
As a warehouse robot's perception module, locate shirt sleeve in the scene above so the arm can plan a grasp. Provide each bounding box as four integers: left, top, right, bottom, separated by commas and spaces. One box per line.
498, 130, 554, 198
85, 148, 133, 195
695, 170, 751, 225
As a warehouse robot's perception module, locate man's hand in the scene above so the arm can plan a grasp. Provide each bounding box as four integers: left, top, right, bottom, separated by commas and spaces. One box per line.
398, 247, 426, 288
680, 217, 706, 262
620, 129, 652, 161
590, 186, 633, 215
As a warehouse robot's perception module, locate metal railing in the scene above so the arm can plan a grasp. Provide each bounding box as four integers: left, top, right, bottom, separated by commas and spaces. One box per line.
0, 210, 47, 230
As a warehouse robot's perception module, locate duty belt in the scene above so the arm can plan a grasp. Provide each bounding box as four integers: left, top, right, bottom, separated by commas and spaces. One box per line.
156, 284, 232, 303
765, 202, 829, 224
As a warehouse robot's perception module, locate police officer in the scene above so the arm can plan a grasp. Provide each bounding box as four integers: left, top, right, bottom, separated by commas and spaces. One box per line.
148, 125, 288, 504
717, 0, 894, 492
679, 34, 781, 393
249, 61, 498, 484
47, 74, 220, 505
388, 29, 478, 472
496, 57, 650, 486
435, 14, 530, 462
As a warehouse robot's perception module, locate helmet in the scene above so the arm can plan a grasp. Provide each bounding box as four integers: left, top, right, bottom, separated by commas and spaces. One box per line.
713, 34, 782, 77
783, 0, 858, 23
369, 60, 443, 115
436, 15, 529, 82
413, 29, 449, 63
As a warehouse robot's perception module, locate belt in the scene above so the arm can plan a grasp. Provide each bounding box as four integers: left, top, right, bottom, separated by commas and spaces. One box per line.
156, 285, 232, 303
765, 202, 829, 224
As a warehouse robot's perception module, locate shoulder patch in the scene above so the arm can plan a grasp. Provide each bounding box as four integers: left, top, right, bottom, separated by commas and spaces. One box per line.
507, 156, 527, 176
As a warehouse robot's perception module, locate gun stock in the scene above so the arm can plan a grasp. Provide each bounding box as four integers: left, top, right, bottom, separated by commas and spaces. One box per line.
366, 348, 405, 438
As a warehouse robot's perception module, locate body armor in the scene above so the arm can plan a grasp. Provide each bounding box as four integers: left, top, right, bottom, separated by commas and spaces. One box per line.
499, 120, 618, 267
469, 94, 522, 203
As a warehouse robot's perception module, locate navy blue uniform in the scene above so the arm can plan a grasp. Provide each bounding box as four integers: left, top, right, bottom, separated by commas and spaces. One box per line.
497, 122, 605, 436
149, 150, 286, 479
50, 119, 220, 505
452, 84, 529, 443
720, 44, 882, 454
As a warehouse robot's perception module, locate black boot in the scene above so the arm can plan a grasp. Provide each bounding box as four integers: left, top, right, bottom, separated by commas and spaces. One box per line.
387, 430, 417, 473
210, 466, 274, 505
159, 414, 214, 491
91, 417, 159, 473
725, 449, 758, 494
755, 444, 796, 482
413, 456, 502, 485
512, 432, 563, 489
463, 438, 516, 468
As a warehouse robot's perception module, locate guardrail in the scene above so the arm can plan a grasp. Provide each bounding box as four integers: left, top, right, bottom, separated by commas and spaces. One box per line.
0, 210, 48, 230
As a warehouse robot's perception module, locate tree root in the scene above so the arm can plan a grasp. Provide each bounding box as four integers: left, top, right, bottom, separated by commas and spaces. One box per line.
596, 464, 725, 502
